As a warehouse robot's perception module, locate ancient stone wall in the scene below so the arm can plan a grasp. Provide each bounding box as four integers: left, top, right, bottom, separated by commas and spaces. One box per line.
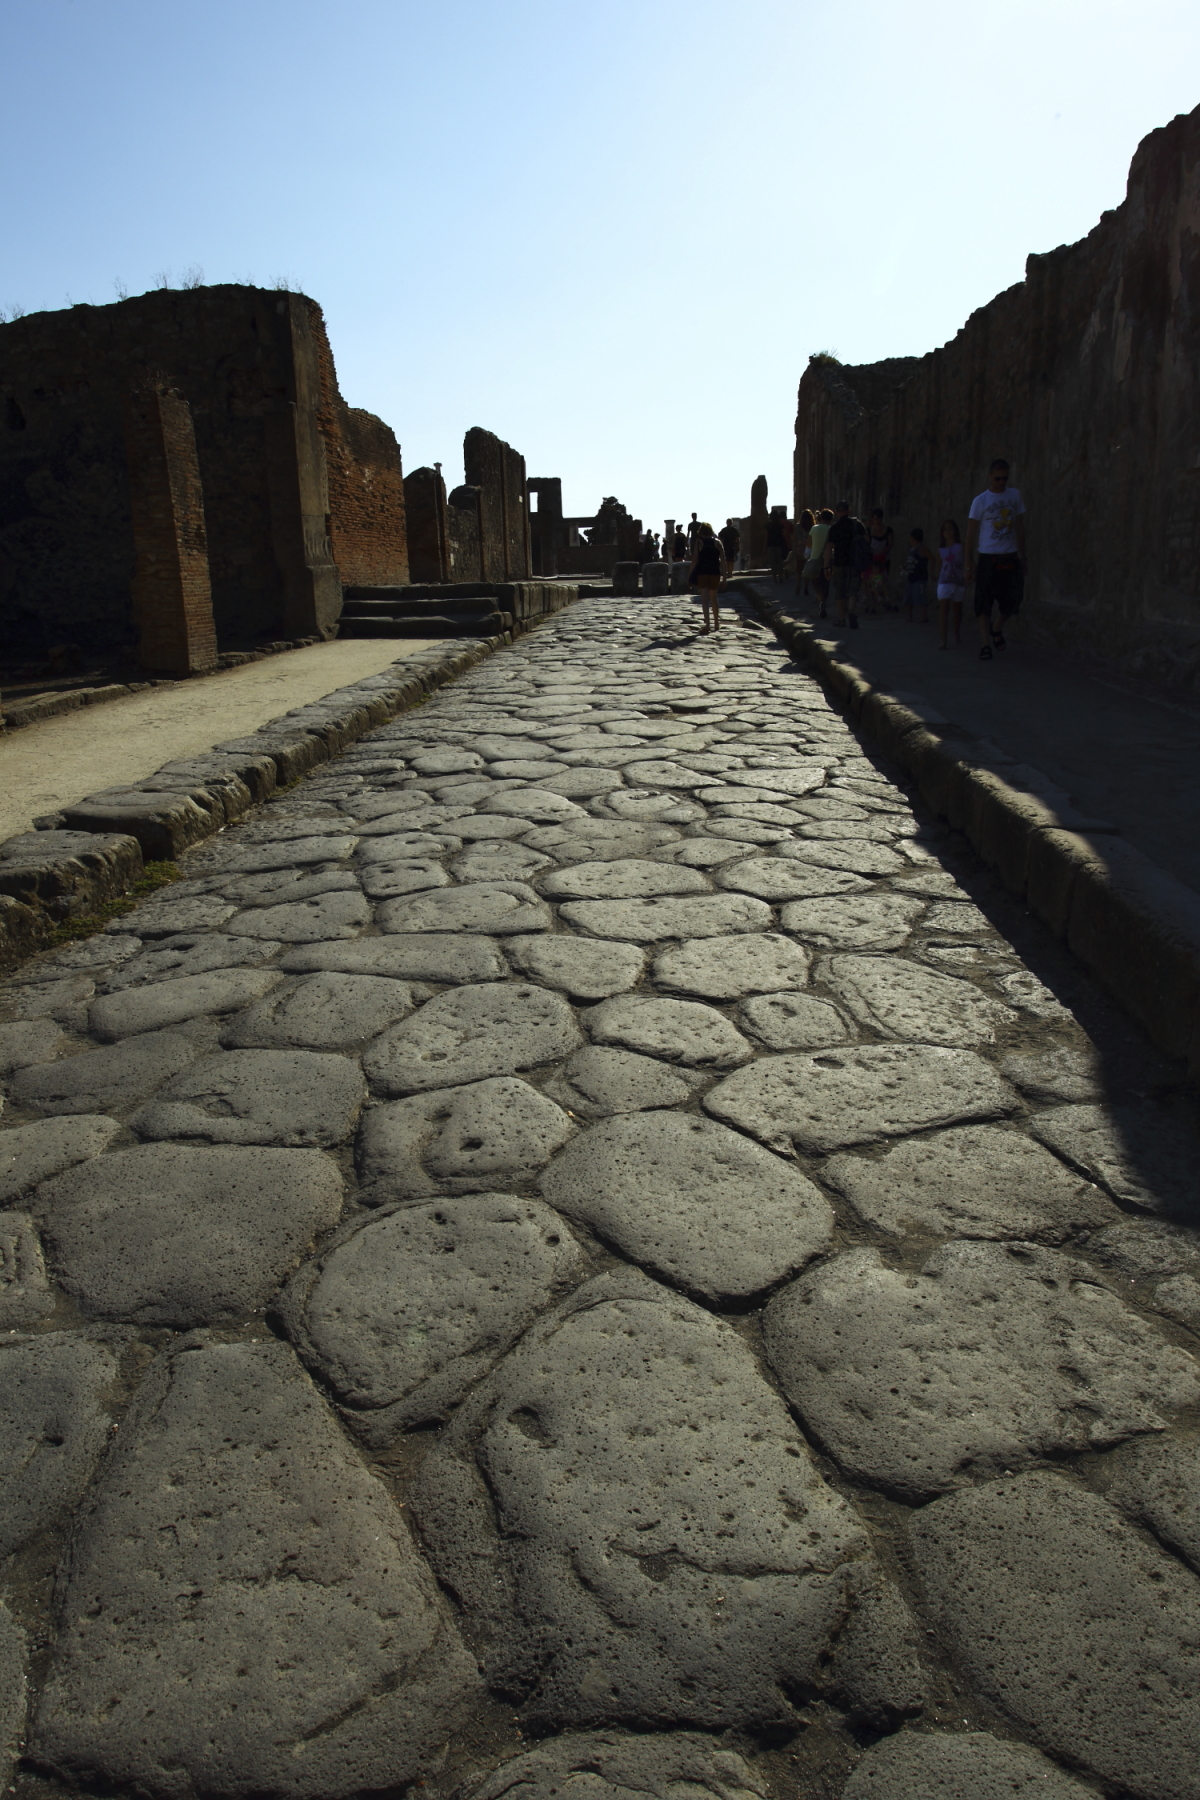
309, 300, 408, 591
748, 475, 768, 564
404, 467, 450, 583
123, 378, 217, 674
447, 485, 483, 581
464, 427, 531, 582
793, 104, 1200, 690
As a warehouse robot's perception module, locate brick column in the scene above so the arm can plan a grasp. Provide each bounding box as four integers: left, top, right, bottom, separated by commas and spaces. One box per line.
124, 379, 218, 673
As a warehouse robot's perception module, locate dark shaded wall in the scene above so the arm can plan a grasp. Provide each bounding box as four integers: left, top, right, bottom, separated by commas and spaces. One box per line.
794, 104, 1200, 690
448, 485, 483, 580
404, 466, 450, 583
310, 299, 408, 591
528, 477, 564, 576
464, 427, 531, 581
124, 378, 217, 673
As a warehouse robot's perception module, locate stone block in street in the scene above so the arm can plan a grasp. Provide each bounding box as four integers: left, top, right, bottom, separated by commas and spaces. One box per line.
0, 1018, 66, 1075
842, 1730, 1095, 1798
652, 932, 811, 998
10, 1030, 202, 1115
283, 933, 505, 983
463, 1733, 766, 1800
0, 1334, 117, 1556
212, 833, 359, 873
522, 821, 682, 863
358, 858, 448, 899
357, 1078, 574, 1198
823, 954, 1016, 1046
583, 995, 752, 1067
100, 931, 281, 991
738, 991, 850, 1049
221, 972, 420, 1050
1031, 1103, 1200, 1216
365, 982, 583, 1094
0, 1603, 23, 1796
542, 1046, 710, 1118
88, 967, 283, 1039
378, 881, 551, 935
131, 1048, 366, 1147
1087, 1218, 1200, 1331
541, 860, 710, 900
0, 1115, 122, 1204
779, 894, 925, 948
226, 889, 371, 942
1106, 1433, 1200, 1572
505, 933, 646, 999
999, 1044, 1105, 1102
560, 894, 771, 942
778, 838, 909, 877
0, 1210, 54, 1325
116, 894, 236, 938
716, 857, 870, 902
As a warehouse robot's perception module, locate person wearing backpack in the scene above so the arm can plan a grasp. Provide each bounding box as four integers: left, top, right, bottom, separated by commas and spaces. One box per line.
824, 500, 866, 630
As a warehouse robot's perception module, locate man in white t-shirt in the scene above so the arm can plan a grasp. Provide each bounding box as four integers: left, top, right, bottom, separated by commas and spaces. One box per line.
965, 457, 1027, 661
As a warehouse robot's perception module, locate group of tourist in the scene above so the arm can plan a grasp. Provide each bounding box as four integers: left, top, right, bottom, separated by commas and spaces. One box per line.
793, 459, 1027, 660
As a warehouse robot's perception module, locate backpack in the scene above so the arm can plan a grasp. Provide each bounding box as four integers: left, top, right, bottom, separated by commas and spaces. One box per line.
850, 519, 872, 573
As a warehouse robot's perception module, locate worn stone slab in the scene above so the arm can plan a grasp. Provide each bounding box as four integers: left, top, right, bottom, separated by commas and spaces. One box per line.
777, 838, 908, 877
714, 857, 870, 903
282, 1196, 585, 1440
541, 860, 710, 900
602, 790, 706, 824
1086, 1218, 1200, 1332
131, 1049, 365, 1148
1031, 1103, 1199, 1217
32, 1337, 480, 1799
100, 932, 281, 992
409, 748, 483, 774
705, 1046, 1015, 1154
842, 1731, 1095, 1799
357, 1079, 574, 1199
658, 836, 760, 866
700, 817, 793, 844
505, 933, 645, 999
583, 996, 752, 1068
652, 933, 811, 999
996, 969, 1074, 1020
738, 991, 850, 1050
909, 1471, 1200, 1800
210, 868, 360, 908
825, 1125, 1115, 1243
212, 833, 359, 874
560, 893, 771, 942
0, 1334, 118, 1556
1, 973, 95, 1022
522, 822, 681, 862
282, 934, 504, 984
618, 760, 722, 791
779, 895, 925, 950
483, 788, 587, 821
36, 1144, 343, 1326
541, 1112, 831, 1302
823, 954, 1016, 1046
464, 1732, 767, 1800
0, 1018, 66, 1075
10, 1030, 201, 1116
537, 768, 626, 798
365, 983, 583, 1095
0, 1603, 23, 1795
798, 819, 908, 842
764, 1240, 1197, 1500
451, 843, 551, 885
226, 889, 371, 942
489, 759, 565, 780
719, 764, 828, 796
451, 814, 539, 840
378, 881, 551, 935
542, 1046, 710, 1118
0, 1116, 122, 1204
999, 1045, 1104, 1102
221, 973, 419, 1051
708, 800, 807, 826
88, 968, 283, 1040
119, 893, 237, 939
0, 1209, 54, 1325
1107, 1434, 1200, 1573
357, 859, 448, 900
355, 828, 462, 864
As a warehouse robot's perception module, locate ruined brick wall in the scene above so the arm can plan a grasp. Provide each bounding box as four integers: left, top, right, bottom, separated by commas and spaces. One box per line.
464, 427, 530, 582
308, 300, 408, 589
124, 379, 217, 673
794, 104, 1200, 690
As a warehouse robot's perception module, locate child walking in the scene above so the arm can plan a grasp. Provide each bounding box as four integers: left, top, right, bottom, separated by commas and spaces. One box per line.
903, 528, 932, 622
935, 519, 965, 647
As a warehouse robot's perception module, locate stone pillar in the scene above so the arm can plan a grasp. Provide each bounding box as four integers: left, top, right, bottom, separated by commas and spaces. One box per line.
403, 466, 450, 582
749, 476, 768, 566
264, 296, 343, 640
124, 378, 218, 674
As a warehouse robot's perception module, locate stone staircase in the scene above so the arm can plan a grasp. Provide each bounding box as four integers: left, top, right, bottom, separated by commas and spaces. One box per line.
338, 584, 509, 638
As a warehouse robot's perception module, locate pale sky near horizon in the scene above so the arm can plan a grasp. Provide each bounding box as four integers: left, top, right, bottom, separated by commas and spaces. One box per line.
3, 0, 1198, 533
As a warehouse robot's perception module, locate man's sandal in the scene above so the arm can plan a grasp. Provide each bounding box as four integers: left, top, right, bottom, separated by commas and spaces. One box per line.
992, 630, 1006, 651
979, 645, 993, 661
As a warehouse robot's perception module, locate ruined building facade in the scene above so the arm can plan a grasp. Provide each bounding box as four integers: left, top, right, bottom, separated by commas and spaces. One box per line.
794, 103, 1200, 690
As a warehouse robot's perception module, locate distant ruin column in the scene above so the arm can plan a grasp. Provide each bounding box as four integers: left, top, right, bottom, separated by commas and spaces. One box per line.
124, 378, 218, 674
403, 466, 450, 582
263, 296, 344, 640
749, 476, 768, 566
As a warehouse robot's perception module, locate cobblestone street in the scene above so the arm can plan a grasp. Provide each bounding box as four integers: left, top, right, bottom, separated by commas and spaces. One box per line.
2, 595, 1199, 1800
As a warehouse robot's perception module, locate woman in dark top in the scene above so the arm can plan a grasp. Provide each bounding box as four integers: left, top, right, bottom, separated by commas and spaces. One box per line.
689, 522, 728, 633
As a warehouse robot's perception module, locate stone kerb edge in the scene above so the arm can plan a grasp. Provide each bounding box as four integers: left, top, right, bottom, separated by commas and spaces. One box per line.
753, 594, 1200, 1079
0, 593, 576, 971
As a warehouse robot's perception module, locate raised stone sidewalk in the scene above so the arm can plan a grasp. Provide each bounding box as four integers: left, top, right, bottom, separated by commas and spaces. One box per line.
1, 594, 1198, 1800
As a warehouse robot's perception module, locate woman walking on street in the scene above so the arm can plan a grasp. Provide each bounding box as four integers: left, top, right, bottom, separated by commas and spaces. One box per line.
794, 509, 814, 597
862, 508, 893, 613
935, 519, 965, 647
689, 522, 727, 633
903, 528, 932, 622
806, 507, 834, 617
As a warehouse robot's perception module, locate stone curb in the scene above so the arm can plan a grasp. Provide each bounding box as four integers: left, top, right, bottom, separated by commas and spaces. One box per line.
752, 594, 1200, 1081
0, 597, 574, 971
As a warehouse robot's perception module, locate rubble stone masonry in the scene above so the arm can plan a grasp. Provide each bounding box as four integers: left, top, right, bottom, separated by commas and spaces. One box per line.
123, 379, 217, 675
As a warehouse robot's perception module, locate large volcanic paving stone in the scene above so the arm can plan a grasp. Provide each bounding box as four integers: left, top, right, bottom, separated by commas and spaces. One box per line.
357, 859, 448, 900
365, 983, 583, 1095
210, 833, 359, 874
0, 1602, 23, 1794
0, 1210, 54, 1326
601, 791, 706, 824
718, 764, 828, 796
464, 1732, 766, 1800
540, 1111, 831, 1303
0, 1019, 67, 1075
452, 814, 539, 841
1030, 1103, 1200, 1216
130, 1050, 365, 1148
214, 868, 361, 908
355, 829, 463, 865
999, 1044, 1104, 1103
538, 768, 626, 798
1107, 1434, 1200, 1572
715, 858, 869, 902
483, 788, 587, 822
282, 934, 504, 983
842, 1731, 1096, 1799
541, 860, 710, 900
824, 1124, 1116, 1243
114, 893, 235, 938
378, 881, 551, 935
412, 1271, 919, 1732
908, 1471, 1200, 1800
505, 933, 646, 999
452, 842, 552, 884
582, 996, 752, 1068
281, 1195, 585, 1441
652, 933, 811, 999
543, 1047, 709, 1118
778, 839, 908, 877
523, 822, 682, 863
780, 895, 925, 948
99, 932, 280, 992
705, 1045, 1015, 1154
221, 973, 420, 1050
0, 1116, 121, 1203
823, 954, 1016, 1046
356, 1079, 574, 1199
1087, 1218, 1200, 1334
9, 1031, 201, 1117
659, 835, 760, 866
35, 1144, 343, 1326
701, 818, 792, 844
0, 1334, 117, 1557
88, 968, 283, 1040
738, 992, 849, 1050
763, 1241, 1198, 1501
31, 1338, 479, 1800
560, 894, 771, 942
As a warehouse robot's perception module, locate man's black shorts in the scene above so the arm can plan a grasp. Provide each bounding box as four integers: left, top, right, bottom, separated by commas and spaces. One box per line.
974, 553, 1024, 617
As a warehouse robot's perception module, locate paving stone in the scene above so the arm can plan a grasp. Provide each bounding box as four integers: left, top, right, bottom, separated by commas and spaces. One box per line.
215, 868, 360, 909
88, 968, 283, 1040
1, 974, 95, 1023
999, 1044, 1105, 1101
1106, 1434, 1200, 1573
778, 895, 925, 950
541, 1112, 831, 1302
1086, 1218, 1200, 1331
739, 991, 850, 1050
714, 857, 871, 902
10, 1030, 201, 1116
365, 983, 583, 1095
699, 817, 793, 843
378, 881, 552, 936
32, 1337, 480, 1799
213, 833, 359, 874
996, 970, 1074, 1020
36, 1144, 343, 1325
652, 932, 811, 999
719, 765, 828, 796
892, 869, 973, 897
357, 1078, 574, 1199
560, 894, 771, 942
0, 1019, 66, 1075
825, 1125, 1116, 1243
823, 954, 1016, 1045
484, 788, 587, 822
1031, 1103, 1199, 1217
618, 760, 722, 791
413, 1270, 917, 1730
705, 1045, 1015, 1154
452, 813, 540, 840
358, 858, 448, 899
542, 1046, 709, 1118
842, 1731, 1096, 1799
923, 900, 995, 936
283, 934, 503, 983
538, 768, 626, 798
0, 1334, 117, 1556
909, 1470, 1200, 1800
451, 843, 551, 883
0, 1204, 55, 1325
281, 1195, 585, 1440
410, 748, 484, 774
657, 836, 760, 866
226, 889, 371, 942
489, 759, 565, 780
523, 822, 682, 862
505, 934, 646, 999
775, 839, 909, 877
221, 973, 420, 1050
121, 893, 236, 938
602, 791, 707, 824
542, 860, 710, 900
0, 1602, 23, 1794
131, 1049, 365, 1148
0, 1115, 122, 1204
100, 932, 281, 991
764, 1240, 1197, 1500
355, 828, 463, 863
583, 996, 752, 1068
463, 1732, 767, 1800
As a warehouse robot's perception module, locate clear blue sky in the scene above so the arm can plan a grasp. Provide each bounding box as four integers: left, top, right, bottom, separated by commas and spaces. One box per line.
3, 0, 1197, 531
